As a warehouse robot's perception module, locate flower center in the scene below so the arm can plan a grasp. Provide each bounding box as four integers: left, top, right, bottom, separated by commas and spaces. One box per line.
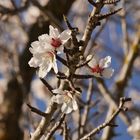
91, 65, 104, 74
51, 38, 62, 48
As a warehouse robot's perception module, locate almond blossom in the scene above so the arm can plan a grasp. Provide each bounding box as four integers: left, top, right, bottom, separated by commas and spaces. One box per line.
38, 25, 71, 53
28, 25, 71, 78
51, 89, 78, 114
28, 41, 58, 78
87, 56, 114, 78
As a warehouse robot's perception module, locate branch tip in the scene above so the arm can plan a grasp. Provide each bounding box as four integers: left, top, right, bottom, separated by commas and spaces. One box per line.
96, 8, 122, 21
88, 0, 97, 7
103, 0, 121, 5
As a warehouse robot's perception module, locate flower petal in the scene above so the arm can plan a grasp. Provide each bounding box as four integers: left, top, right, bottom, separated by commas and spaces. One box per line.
38, 68, 47, 78
38, 62, 52, 78
39, 42, 54, 52
52, 88, 64, 94
99, 56, 111, 68
67, 92, 73, 99
52, 94, 64, 104
49, 25, 59, 38
61, 103, 73, 114
102, 68, 114, 79
38, 34, 51, 43
28, 57, 40, 68
59, 30, 71, 43
72, 100, 78, 111
30, 41, 40, 54
31, 41, 40, 49
52, 56, 58, 74
88, 57, 97, 67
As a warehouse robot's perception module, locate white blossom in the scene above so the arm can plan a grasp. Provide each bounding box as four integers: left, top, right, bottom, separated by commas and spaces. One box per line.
127, 117, 140, 140
51, 89, 78, 114
28, 44, 58, 78
87, 56, 114, 78
38, 25, 71, 53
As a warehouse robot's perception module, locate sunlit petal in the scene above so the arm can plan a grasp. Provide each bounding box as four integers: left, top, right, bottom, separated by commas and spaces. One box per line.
102, 68, 114, 79
59, 30, 71, 42
99, 56, 111, 68
49, 25, 59, 38
61, 103, 73, 114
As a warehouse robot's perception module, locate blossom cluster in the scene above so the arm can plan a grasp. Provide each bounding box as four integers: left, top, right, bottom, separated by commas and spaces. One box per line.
28, 25, 71, 78
28, 25, 114, 114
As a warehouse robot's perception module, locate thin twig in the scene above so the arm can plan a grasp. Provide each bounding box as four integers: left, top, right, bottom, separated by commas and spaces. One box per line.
56, 55, 68, 67
80, 79, 93, 137
97, 79, 131, 125
27, 104, 47, 117
121, 1, 129, 55
115, 29, 140, 94
63, 121, 69, 140
80, 97, 131, 140
76, 58, 92, 68
45, 114, 66, 140
73, 74, 95, 79
30, 101, 57, 140
63, 15, 79, 47
40, 78, 54, 95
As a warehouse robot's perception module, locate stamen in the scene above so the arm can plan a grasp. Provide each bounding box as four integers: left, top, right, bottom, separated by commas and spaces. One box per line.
63, 92, 72, 103
51, 38, 62, 48
91, 65, 104, 74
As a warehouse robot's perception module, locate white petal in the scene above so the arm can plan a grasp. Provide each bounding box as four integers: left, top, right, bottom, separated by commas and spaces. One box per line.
31, 41, 40, 49
61, 103, 72, 114
38, 62, 52, 78
88, 57, 97, 67
72, 100, 78, 111
67, 92, 73, 99
52, 55, 58, 74
38, 34, 50, 42
52, 89, 64, 94
49, 25, 59, 38
59, 30, 71, 43
28, 57, 40, 68
30, 41, 49, 54
99, 56, 111, 68
52, 95, 64, 104
39, 42, 53, 52
102, 68, 114, 79
38, 67, 47, 78
30, 41, 40, 54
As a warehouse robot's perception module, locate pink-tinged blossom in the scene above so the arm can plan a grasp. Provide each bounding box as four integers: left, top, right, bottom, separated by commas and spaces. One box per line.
28, 42, 58, 78
87, 56, 114, 78
51, 89, 78, 114
38, 25, 71, 53
28, 25, 71, 78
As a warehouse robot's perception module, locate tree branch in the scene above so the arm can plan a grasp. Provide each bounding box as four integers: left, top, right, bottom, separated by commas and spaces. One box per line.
45, 114, 66, 140
27, 104, 48, 117
80, 97, 131, 140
